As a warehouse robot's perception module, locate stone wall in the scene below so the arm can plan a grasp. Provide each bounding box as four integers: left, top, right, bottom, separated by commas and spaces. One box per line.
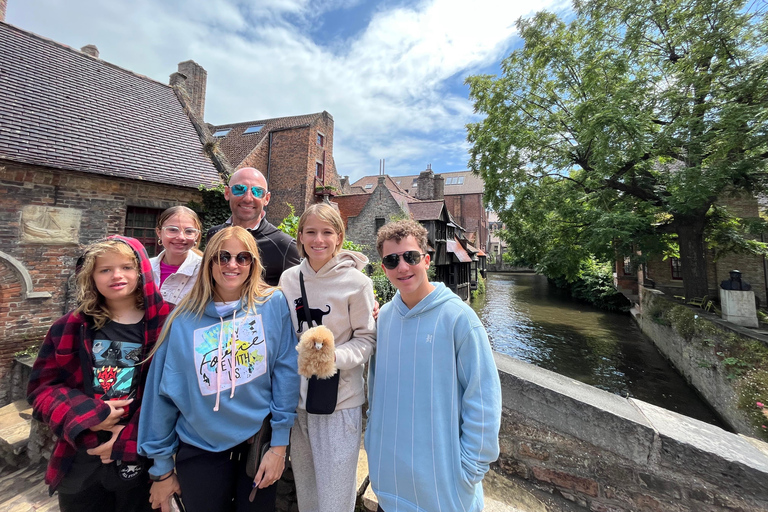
0, 162, 202, 405
346, 182, 404, 263
494, 353, 768, 512
636, 287, 767, 436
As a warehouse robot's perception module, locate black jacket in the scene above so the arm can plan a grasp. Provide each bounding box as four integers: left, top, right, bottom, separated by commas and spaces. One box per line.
206, 219, 300, 286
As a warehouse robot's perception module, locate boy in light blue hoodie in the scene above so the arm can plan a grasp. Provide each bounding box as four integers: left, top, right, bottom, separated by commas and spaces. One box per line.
365, 220, 502, 512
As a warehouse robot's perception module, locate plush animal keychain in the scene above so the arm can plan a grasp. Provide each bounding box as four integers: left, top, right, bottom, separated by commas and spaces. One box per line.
296, 325, 337, 379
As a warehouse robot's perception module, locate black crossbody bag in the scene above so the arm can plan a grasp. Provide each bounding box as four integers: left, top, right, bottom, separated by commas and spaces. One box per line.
300, 272, 340, 415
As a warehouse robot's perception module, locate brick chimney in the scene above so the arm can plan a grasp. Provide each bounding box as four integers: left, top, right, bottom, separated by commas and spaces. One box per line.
416, 165, 435, 200
81, 45, 99, 58
0, 0, 7, 22
170, 60, 207, 120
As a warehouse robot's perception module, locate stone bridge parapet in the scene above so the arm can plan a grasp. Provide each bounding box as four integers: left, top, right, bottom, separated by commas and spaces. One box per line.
494, 353, 768, 511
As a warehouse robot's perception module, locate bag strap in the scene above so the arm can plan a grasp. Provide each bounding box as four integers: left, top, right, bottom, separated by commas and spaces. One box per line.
299, 272, 314, 328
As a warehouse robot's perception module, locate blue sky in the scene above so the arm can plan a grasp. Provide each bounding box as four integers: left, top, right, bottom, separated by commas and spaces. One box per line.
7, 0, 569, 183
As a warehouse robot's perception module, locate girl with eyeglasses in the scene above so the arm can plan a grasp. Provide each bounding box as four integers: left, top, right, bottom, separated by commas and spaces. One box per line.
149, 206, 203, 305
278, 203, 376, 512
138, 226, 300, 512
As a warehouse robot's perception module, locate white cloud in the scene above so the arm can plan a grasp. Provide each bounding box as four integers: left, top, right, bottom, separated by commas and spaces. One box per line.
7, 0, 566, 181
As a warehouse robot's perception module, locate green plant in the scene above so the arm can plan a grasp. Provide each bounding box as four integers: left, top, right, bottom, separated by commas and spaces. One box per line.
187, 183, 230, 249
471, 274, 486, 300
14, 343, 41, 358
369, 266, 397, 305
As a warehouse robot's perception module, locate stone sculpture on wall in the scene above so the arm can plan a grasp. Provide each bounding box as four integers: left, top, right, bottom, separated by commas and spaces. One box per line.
21, 206, 81, 244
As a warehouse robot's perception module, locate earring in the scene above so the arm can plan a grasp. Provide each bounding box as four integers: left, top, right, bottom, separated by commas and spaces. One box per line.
158, 239, 163, 246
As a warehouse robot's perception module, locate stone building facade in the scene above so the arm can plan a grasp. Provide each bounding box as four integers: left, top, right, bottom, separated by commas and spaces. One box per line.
352, 168, 489, 252
0, 20, 223, 403
616, 192, 768, 306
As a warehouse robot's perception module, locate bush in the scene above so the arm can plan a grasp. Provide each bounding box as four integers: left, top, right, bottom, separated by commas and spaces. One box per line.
547, 258, 631, 312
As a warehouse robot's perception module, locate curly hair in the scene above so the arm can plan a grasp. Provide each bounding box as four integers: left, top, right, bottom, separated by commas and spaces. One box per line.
376, 219, 429, 256
75, 240, 142, 330
297, 203, 345, 259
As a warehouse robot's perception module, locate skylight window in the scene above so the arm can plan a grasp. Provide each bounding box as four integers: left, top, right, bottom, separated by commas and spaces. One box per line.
213, 128, 231, 137
365, 184, 373, 189
243, 125, 264, 134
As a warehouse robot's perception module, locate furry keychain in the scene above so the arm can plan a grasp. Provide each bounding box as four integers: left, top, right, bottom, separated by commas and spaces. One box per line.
296, 325, 337, 379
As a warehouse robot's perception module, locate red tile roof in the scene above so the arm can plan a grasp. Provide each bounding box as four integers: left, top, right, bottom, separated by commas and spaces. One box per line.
0, 22, 221, 189
352, 170, 484, 195
333, 194, 370, 228
447, 237, 472, 263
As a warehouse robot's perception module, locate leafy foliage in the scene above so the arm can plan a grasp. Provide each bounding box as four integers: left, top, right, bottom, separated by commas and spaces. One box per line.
277, 203, 366, 253
187, 183, 230, 247
467, 0, 768, 299
548, 258, 631, 312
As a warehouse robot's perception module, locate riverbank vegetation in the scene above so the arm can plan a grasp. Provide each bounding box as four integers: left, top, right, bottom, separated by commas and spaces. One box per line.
466, 0, 768, 302
647, 296, 768, 439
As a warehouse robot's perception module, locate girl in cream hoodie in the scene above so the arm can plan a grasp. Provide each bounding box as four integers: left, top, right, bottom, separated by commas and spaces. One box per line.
278, 203, 376, 512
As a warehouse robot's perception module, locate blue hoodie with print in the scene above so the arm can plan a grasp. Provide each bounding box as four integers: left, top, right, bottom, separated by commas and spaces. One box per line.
138, 292, 299, 478
365, 283, 501, 512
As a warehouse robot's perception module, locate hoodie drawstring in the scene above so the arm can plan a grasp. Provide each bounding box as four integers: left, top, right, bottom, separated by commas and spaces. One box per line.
213, 309, 242, 412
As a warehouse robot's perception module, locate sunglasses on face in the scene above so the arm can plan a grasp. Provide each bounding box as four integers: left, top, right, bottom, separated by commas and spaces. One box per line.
162, 226, 200, 239
381, 250, 427, 269
230, 184, 267, 198
213, 250, 254, 267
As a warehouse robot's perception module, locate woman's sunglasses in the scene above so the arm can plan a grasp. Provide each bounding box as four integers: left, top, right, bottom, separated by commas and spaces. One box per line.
213, 250, 254, 267
381, 250, 427, 269
230, 184, 267, 198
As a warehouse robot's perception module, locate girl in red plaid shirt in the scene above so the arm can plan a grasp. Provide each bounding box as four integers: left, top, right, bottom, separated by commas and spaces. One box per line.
28, 236, 170, 512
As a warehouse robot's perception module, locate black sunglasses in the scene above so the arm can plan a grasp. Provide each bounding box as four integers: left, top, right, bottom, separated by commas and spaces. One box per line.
213, 250, 254, 267
381, 250, 427, 269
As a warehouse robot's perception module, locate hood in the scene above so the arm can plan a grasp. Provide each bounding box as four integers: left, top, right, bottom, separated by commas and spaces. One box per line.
108, 235, 169, 332
393, 282, 457, 318
301, 249, 369, 278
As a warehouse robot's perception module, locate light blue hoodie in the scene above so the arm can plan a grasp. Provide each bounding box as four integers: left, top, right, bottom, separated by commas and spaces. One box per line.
365, 283, 501, 512
138, 291, 299, 478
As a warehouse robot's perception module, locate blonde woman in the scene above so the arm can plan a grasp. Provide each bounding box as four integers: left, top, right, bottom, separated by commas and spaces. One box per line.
150, 206, 203, 305
138, 226, 299, 512
278, 203, 376, 512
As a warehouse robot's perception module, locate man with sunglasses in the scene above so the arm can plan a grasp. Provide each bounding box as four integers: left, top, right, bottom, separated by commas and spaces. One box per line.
365, 220, 501, 512
205, 167, 300, 286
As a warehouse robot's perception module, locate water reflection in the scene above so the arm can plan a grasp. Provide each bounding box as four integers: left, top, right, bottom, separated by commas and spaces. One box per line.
473, 273, 723, 426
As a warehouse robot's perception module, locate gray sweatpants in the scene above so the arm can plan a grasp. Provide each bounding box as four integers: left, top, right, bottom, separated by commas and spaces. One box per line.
291, 407, 362, 512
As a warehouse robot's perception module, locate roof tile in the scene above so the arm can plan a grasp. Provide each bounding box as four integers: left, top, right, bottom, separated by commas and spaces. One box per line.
0, 22, 221, 189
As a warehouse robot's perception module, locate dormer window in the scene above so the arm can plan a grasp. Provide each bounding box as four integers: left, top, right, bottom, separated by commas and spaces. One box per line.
243, 125, 264, 134
212, 128, 231, 137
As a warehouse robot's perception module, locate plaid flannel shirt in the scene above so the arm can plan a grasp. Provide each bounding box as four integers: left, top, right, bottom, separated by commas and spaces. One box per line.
27, 236, 171, 493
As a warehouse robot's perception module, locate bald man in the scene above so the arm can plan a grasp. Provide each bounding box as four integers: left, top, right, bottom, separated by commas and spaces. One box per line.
205, 167, 300, 286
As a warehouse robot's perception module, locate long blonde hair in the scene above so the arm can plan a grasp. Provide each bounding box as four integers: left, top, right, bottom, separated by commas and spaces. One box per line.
75, 240, 143, 330
297, 203, 345, 259
150, 226, 275, 356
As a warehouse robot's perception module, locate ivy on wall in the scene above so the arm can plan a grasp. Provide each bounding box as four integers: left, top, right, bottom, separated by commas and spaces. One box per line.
187, 184, 231, 248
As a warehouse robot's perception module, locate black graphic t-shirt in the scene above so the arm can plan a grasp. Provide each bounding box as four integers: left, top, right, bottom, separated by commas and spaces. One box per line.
91, 320, 144, 417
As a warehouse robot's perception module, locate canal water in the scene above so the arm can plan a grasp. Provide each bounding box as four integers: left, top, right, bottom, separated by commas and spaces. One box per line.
472, 272, 723, 426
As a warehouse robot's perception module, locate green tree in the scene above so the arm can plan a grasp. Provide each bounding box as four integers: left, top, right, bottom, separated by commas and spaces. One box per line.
467, 0, 768, 299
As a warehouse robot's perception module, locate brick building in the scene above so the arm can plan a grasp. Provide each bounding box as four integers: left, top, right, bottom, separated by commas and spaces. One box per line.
0, 20, 223, 402
615, 192, 768, 306
335, 174, 480, 300
209, 112, 341, 225
351, 167, 489, 252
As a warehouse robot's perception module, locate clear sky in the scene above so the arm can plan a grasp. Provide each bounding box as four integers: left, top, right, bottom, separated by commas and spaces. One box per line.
7, 0, 569, 183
